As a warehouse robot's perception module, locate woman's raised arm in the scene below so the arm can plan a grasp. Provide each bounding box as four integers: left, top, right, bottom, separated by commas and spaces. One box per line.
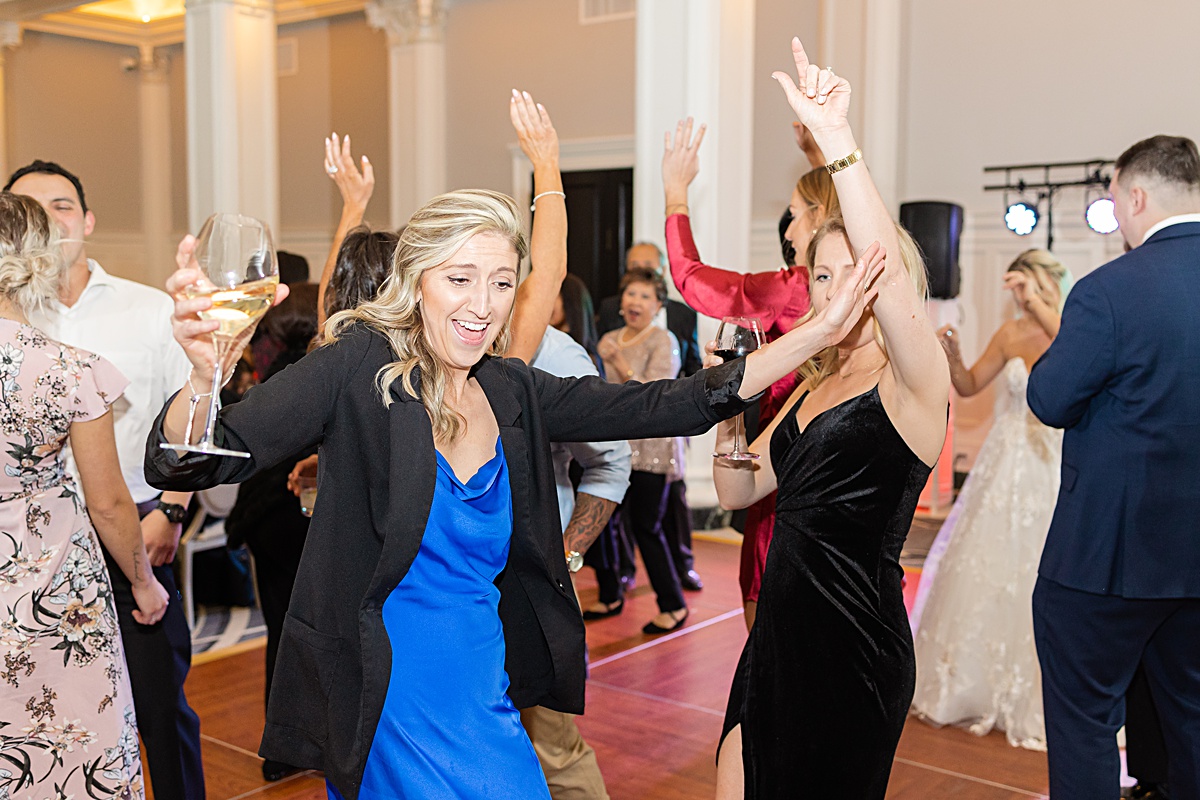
507, 90, 568, 363
319, 133, 375, 327
662, 119, 803, 331
772, 37, 949, 414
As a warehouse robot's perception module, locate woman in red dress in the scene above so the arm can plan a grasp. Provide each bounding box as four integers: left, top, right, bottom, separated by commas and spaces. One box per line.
660, 119, 837, 628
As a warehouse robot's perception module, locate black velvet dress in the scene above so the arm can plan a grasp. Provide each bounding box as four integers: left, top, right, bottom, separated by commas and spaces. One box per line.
721, 385, 930, 799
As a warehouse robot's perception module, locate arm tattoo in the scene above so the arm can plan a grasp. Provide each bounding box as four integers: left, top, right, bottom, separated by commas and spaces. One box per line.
564, 492, 618, 556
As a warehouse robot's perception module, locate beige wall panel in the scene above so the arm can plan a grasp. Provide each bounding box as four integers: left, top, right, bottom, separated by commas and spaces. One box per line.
328, 12, 390, 229
751, 0, 821, 221
7, 31, 143, 232
278, 17, 335, 233
168, 42, 188, 235
444, 0, 635, 194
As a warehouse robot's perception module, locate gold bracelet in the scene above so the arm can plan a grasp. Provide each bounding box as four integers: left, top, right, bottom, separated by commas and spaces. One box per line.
665, 203, 690, 215
825, 148, 863, 176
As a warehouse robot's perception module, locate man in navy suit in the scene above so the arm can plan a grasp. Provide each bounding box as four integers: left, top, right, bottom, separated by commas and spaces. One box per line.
1027, 135, 1200, 800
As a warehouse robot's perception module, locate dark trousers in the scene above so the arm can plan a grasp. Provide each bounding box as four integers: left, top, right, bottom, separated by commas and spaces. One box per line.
103, 543, 205, 800
246, 545, 303, 709
594, 515, 626, 606
662, 479, 695, 577
1127, 663, 1170, 786
618, 471, 685, 614
1032, 577, 1200, 800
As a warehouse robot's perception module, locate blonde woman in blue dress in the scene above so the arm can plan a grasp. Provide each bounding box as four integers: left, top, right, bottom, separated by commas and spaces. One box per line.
911, 249, 1071, 750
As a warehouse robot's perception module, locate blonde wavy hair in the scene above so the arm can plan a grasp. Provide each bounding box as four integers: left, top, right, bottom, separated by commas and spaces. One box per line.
1006, 248, 1072, 311
796, 167, 841, 221
797, 217, 929, 390
0, 192, 64, 315
326, 189, 528, 443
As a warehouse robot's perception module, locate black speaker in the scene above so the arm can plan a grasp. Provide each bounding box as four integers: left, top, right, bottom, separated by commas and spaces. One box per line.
899, 201, 963, 299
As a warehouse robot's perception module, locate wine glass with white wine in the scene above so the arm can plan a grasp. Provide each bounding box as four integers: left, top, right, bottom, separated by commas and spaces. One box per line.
162, 212, 278, 458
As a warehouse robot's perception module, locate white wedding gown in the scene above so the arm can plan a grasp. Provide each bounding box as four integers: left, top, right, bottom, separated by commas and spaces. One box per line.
910, 358, 1062, 751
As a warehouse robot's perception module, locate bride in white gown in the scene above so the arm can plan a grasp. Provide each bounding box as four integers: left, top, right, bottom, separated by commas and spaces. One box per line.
910, 249, 1071, 751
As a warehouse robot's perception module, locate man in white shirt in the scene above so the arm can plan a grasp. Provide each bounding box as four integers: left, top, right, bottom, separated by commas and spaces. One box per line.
521, 326, 631, 800
7, 160, 205, 800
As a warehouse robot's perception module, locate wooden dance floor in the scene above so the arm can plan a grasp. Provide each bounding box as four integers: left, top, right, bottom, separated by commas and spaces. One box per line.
168, 537, 1051, 799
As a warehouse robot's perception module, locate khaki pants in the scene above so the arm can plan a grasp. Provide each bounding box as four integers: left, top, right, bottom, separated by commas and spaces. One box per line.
519, 705, 610, 800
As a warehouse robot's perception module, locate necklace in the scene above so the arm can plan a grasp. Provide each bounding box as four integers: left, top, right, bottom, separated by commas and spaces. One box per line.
618, 325, 655, 348
837, 354, 888, 380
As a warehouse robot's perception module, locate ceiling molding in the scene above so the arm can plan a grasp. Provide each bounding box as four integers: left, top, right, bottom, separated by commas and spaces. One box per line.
11, 0, 366, 46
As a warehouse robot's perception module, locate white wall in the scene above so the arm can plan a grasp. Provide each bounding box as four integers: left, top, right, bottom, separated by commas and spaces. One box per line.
445, 0, 636, 194
747, 0, 821, 271
897, 0, 1200, 465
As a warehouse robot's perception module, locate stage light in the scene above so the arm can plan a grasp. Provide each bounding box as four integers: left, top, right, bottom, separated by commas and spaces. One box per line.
1086, 196, 1118, 234
1005, 201, 1039, 236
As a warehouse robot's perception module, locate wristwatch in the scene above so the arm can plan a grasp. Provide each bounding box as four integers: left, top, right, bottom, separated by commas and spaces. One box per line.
565, 550, 583, 574
155, 500, 187, 524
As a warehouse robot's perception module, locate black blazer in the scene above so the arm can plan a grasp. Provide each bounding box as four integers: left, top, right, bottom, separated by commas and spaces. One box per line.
1028, 221, 1200, 599
144, 324, 753, 798
597, 294, 703, 376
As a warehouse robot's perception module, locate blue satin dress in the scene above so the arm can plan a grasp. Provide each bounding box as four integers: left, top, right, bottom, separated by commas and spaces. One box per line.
328, 439, 550, 800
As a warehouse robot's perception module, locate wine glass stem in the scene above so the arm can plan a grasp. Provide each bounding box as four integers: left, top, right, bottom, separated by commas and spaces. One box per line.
732, 414, 744, 456
200, 337, 228, 445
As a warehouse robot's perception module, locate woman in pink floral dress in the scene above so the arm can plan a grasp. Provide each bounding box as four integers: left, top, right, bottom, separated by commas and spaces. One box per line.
0, 192, 168, 799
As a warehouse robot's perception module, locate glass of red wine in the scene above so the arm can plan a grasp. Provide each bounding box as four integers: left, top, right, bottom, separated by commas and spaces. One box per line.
713, 316, 765, 461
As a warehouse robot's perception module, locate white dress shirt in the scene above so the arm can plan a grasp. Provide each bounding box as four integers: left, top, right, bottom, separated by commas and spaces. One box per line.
530, 327, 632, 532
30, 259, 192, 504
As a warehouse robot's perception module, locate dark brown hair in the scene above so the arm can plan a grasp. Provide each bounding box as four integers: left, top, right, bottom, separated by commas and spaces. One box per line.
4, 160, 88, 213
261, 281, 319, 353
558, 273, 599, 354
325, 225, 399, 318
619, 267, 667, 304
1115, 135, 1200, 192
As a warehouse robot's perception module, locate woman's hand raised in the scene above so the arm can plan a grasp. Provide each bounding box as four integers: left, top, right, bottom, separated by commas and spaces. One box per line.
167, 235, 290, 384
663, 117, 706, 205
771, 37, 851, 137
811, 241, 886, 346
324, 132, 375, 214
937, 324, 962, 362
510, 89, 559, 170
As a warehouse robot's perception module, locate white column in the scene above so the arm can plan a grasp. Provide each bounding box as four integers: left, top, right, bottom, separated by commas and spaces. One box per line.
818, 0, 903, 212
185, 0, 279, 234
0, 23, 22, 182
366, 0, 446, 228
635, 0, 756, 508
634, 0, 755, 278
138, 45, 174, 286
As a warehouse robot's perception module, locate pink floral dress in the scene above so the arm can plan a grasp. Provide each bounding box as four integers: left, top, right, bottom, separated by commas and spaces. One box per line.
0, 320, 144, 799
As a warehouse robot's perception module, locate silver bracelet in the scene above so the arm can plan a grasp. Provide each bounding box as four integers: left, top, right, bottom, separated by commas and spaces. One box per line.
187, 369, 214, 399
530, 190, 566, 211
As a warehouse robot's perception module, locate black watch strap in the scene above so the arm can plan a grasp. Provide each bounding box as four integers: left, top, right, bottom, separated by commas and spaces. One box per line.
156, 500, 187, 524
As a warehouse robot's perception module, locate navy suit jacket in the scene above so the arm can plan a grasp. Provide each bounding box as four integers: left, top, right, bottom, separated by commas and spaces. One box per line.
1027, 221, 1200, 598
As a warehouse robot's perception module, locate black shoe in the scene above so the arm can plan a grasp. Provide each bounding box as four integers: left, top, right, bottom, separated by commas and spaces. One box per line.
1129, 784, 1170, 800
642, 609, 688, 635
582, 599, 624, 620
262, 759, 296, 782
679, 569, 704, 591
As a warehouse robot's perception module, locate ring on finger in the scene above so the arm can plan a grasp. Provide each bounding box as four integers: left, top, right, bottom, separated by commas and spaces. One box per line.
326, 165, 338, 176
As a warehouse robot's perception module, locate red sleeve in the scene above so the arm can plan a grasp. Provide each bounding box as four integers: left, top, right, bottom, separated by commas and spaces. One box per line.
665, 214, 811, 337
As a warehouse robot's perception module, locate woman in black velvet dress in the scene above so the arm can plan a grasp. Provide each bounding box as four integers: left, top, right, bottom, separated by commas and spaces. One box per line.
712, 38, 951, 799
